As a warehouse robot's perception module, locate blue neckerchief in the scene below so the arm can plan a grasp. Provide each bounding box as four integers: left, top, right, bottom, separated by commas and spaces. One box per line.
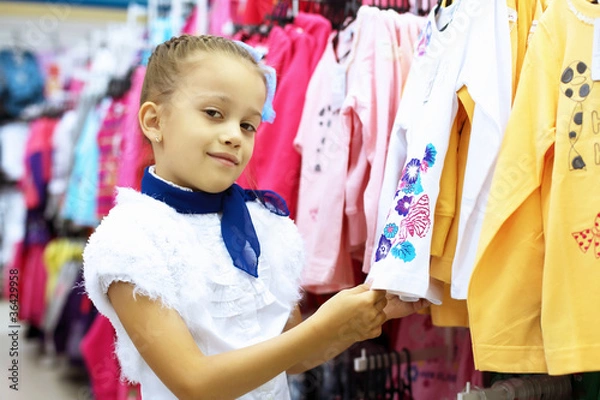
140, 167, 289, 277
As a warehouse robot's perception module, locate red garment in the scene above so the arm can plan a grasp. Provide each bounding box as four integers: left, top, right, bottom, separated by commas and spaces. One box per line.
181, 4, 198, 34
21, 117, 57, 209
117, 66, 153, 191
81, 315, 141, 400
237, 14, 331, 219
21, 244, 47, 327
8, 241, 48, 327
293, 13, 332, 73
261, 25, 293, 74
242, 0, 275, 25
3, 241, 24, 303
97, 98, 128, 218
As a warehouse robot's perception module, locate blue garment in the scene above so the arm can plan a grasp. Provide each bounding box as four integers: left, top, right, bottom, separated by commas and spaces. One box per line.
0, 49, 45, 118
62, 99, 110, 226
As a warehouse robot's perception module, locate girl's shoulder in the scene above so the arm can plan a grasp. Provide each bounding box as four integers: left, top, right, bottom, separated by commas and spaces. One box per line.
87, 187, 188, 261
83, 188, 186, 327
108, 186, 179, 220
96, 187, 184, 234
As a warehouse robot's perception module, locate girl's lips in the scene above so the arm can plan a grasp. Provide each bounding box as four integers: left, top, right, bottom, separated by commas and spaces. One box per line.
208, 152, 239, 166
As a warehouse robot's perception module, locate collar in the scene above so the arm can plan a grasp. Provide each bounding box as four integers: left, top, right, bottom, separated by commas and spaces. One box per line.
140, 167, 289, 277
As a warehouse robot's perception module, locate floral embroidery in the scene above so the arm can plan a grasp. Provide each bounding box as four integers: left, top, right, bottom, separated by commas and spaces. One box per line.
384, 223, 399, 239
402, 159, 422, 184
375, 144, 437, 264
395, 196, 413, 216
391, 242, 416, 262
375, 235, 392, 262
423, 144, 437, 167
572, 212, 600, 259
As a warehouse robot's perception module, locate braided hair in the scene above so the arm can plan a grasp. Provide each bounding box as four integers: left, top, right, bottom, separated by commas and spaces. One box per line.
140, 35, 265, 107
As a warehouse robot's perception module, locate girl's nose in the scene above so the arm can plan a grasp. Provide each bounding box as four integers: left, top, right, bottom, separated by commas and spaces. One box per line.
219, 124, 242, 147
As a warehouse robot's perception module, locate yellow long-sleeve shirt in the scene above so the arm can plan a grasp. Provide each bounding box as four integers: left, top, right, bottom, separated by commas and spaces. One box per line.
428, 0, 547, 328
470, 0, 600, 374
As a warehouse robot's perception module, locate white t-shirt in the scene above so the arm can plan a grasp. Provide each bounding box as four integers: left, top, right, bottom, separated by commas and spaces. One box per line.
83, 187, 305, 399
0, 121, 28, 181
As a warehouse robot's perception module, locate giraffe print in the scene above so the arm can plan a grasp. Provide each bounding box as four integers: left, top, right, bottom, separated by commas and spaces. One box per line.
560, 61, 592, 170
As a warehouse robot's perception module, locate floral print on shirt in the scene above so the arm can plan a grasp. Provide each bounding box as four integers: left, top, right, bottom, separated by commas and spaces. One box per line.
375, 144, 437, 263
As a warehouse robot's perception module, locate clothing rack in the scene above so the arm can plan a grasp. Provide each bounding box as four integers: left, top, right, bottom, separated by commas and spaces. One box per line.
353, 345, 450, 372
457, 376, 572, 400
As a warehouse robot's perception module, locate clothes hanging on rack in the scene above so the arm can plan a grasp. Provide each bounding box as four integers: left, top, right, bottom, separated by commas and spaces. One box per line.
0, 48, 45, 120
237, 12, 332, 219
369, 0, 512, 304
295, 5, 426, 293
342, 7, 425, 272
294, 20, 357, 293
469, 0, 600, 375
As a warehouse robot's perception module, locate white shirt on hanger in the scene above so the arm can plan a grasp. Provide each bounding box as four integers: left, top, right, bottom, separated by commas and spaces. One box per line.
368, 0, 512, 302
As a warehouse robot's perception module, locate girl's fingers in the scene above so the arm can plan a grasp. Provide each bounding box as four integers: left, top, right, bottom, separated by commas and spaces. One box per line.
374, 296, 388, 311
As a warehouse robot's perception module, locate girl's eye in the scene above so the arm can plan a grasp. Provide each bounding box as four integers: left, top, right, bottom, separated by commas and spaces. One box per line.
241, 123, 257, 132
204, 109, 223, 118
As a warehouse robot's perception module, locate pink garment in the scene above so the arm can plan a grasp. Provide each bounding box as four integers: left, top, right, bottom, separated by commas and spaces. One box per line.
361, 0, 437, 13
18, 243, 47, 327
97, 98, 128, 218
117, 66, 149, 190
295, 30, 356, 293
81, 315, 142, 400
293, 13, 332, 76
390, 313, 482, 399
242, 0, 274, 25
342, 7, 425, 271
3, 241, 24, 302
237, 14, 331, 219
21, 118, 57, 209
209, 0, 232, 37
181, 5, 198, 35
261, 25, 293, 76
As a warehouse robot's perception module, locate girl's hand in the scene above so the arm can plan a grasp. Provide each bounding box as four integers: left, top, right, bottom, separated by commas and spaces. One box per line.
383, 295, 430, 320
308, 284, 388, 344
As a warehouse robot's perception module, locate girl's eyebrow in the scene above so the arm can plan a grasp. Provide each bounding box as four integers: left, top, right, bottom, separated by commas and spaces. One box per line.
248, 109, 262, 119
195, 93, 262, 118
194, 93, 231, 103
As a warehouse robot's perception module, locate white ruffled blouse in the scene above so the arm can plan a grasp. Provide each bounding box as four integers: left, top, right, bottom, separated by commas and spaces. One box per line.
83, 187, 305, 399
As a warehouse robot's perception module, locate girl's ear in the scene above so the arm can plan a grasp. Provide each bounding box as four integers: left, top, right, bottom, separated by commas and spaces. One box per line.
139, 101, 163, 142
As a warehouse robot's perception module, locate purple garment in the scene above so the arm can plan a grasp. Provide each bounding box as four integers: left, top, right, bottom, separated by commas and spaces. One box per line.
53, 267, 98, 364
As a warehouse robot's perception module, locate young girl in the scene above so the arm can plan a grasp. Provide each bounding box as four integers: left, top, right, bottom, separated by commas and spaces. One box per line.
83, 34, 428, 399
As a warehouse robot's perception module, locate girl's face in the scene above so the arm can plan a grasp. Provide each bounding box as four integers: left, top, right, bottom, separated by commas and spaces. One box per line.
151, 52, 266, 193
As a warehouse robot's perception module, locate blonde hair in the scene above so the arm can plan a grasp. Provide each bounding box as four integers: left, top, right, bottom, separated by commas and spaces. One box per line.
140, 34, 264, 107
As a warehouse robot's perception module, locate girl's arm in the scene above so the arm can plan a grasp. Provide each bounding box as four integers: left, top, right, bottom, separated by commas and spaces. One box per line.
108, 282, 387, 400
282, 296, 430, 375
